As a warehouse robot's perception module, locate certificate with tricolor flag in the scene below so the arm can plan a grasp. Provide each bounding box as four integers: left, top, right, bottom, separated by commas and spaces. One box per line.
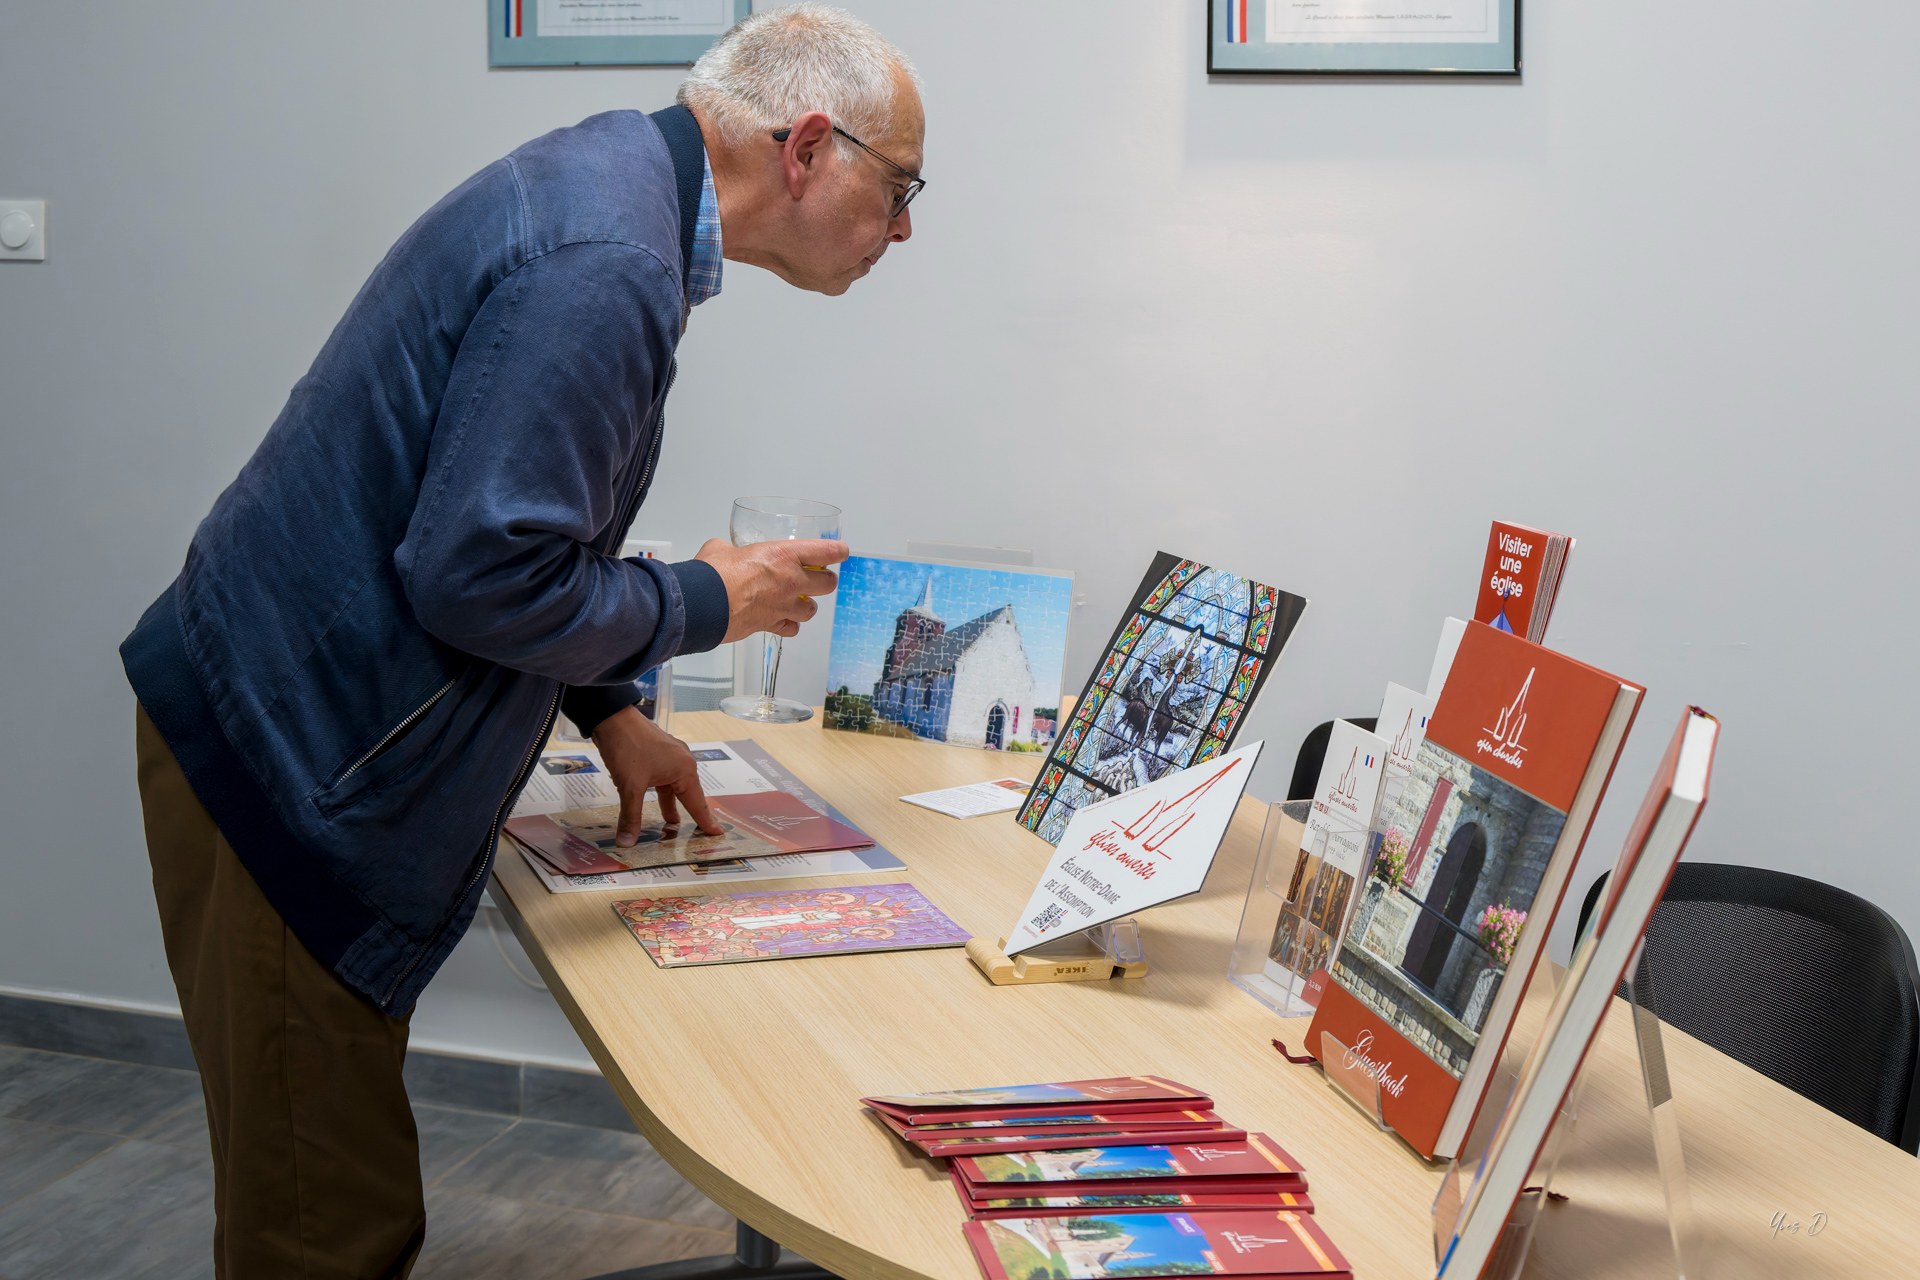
491, 0, 749, 67
1208, 0, 1520, 75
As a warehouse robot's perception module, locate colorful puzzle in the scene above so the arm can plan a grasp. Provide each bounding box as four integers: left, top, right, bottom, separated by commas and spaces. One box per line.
1016, 552, 1309, 845
825, 556, 1075, 753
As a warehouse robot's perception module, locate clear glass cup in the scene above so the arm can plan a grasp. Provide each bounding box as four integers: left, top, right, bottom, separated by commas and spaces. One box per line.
719, 496, 842, 724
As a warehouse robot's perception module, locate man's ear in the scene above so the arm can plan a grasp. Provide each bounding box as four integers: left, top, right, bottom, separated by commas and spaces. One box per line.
780, 110, 835, 199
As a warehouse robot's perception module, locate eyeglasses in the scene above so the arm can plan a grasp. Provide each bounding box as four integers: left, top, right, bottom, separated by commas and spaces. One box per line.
772, 123, 925, 218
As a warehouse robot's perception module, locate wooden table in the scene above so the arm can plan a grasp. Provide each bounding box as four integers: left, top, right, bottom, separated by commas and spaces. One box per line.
490, 712, 1919, 1280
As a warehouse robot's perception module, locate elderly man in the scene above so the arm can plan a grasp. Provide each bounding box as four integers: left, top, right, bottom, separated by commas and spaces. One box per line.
118, 6, 923, 1275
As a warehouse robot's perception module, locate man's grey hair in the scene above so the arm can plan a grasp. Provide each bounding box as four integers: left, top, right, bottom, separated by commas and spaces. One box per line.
678, 4, 919, 154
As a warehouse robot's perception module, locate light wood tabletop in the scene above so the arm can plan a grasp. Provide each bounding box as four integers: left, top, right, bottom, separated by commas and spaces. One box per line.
489, 711, 1919, 1280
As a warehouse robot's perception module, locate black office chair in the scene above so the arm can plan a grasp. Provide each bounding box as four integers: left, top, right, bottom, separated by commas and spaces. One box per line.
1576, 863, 1920, 1153
1287, 718, 1377, 800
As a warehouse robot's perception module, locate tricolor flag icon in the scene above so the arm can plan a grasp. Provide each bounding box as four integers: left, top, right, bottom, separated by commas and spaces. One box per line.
504, 0, 524, 38
1226, 0, 1251, 44
1363, 754, 1375, 768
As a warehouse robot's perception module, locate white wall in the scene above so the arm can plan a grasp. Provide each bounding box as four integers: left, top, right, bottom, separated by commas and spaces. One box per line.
3, 3, 1916, 1066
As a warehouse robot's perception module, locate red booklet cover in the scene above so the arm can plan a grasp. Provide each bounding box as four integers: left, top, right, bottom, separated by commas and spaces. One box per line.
864, 1077, 1210, 1126
1473, 520, 1572, 644
954, 1135, 1307, 1198
964, 1211, 1350, 1280
914, 1119, 1246, 1158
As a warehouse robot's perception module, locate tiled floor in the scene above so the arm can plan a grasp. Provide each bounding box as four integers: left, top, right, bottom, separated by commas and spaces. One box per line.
0, 1044, 739, 1279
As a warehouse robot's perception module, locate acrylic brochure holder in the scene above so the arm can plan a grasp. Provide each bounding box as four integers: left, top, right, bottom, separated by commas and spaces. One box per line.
1430, 942, 1698, 1279
1227, 802, 1330, 1019
966, 918, 1149, 985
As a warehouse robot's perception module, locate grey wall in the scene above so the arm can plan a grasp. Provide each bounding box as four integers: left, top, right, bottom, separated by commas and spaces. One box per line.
3, 3, 1916, 1067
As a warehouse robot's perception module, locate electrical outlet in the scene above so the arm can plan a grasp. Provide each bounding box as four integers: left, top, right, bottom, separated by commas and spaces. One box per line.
0, 201, 46, 261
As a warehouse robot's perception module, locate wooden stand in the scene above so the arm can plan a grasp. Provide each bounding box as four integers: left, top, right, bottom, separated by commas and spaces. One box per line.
966, 919, 1150, 985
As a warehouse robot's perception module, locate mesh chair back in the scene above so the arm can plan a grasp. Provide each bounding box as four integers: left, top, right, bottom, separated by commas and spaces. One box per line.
1288, 718, 1377, 801
1577, 863, 1920, 1153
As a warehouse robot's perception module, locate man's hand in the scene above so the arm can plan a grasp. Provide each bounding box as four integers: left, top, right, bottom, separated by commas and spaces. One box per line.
696, 537, 848, 644
590, 706, 722, 845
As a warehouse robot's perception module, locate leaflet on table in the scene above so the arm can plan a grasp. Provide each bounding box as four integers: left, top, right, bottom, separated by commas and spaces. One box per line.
954, 1135, 1307, 1192
909, 1117, 1248, 1158
864, 1077, 1210, 1123
1263, 722, 1387, 1012
899, 778, 1032, 818
964, 1211, 1350, 1280
1004, 744, 1261, 958
513, 741, 778, 817
511, 840, 906, 895
963, 1188, 1316, 1220
887, 1108, 1225, 1135
611, 882, 970, 968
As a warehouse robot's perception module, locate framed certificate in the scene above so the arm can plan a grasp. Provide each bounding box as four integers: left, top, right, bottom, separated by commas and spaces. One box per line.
491, 0, 751, 68
1208, 0, 1521, 76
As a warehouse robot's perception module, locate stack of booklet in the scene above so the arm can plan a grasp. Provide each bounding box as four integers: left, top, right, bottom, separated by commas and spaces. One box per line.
861, 1077, 1352, 1279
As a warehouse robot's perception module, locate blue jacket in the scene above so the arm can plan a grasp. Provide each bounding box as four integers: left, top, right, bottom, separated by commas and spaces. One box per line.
121, 107, 728, 1014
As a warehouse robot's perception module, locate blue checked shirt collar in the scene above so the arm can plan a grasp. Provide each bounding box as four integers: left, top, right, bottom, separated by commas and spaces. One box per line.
687, 149, 724, 308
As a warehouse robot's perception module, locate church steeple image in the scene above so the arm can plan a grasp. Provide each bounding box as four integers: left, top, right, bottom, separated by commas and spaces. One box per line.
881, 575, 946, 681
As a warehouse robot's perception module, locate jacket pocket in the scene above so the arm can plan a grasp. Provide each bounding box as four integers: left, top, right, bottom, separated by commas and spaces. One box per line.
310, 673, 460, 820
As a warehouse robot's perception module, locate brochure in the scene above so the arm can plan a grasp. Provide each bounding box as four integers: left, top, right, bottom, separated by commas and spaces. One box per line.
864, 1077, 1211, 1125
512, 841, 906, 895
964, 1212, 1350, 1280
954, 1135, 1307, 1195
508, 740, 903, 891
611, 883, 970, 968
900, 778, 1033, 818
963, 1189, 1316, 1220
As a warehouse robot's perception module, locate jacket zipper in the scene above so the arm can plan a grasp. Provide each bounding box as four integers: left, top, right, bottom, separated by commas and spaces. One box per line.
382, 685, 560, 1008
384, 364, 673, 1006
334, 676, 457, 788
613, 362, 672, 546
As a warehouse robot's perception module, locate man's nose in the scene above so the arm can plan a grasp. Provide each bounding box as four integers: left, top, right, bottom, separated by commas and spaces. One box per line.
889, 205, 912, 243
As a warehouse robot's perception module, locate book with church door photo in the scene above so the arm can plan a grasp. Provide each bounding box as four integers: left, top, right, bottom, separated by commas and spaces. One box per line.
1306, 622, 1642, 1160
1017, 553, 1308, 846
824, 555, 1075, 753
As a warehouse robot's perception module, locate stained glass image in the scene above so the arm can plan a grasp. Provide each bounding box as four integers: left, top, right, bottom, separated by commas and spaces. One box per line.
1015, 552, 1308, 844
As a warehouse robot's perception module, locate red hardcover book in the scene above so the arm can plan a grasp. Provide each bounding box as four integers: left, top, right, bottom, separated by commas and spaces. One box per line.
1472, 521, 1572, 644
1436, 708, 1718, 1278
1306, 622, 1641, 1159
964, 1211, 1350, 1280
914, 1119, 1246, 1157
863, 1077, 1209, 1125
954, 1135, 1307, 1199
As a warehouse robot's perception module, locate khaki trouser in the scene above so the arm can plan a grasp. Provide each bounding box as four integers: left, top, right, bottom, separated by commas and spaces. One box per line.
136, 705, 427, 1279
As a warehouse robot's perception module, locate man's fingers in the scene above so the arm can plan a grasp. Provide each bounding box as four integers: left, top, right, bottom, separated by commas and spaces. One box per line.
656, 785, 682, 828
615, 786, 647, 847
783, 538, 849, 567
675, 777, 723, 835
800, 567, 838, 596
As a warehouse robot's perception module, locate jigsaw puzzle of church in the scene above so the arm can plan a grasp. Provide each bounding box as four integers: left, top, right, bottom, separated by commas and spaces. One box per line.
824, 557, 1074, 753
